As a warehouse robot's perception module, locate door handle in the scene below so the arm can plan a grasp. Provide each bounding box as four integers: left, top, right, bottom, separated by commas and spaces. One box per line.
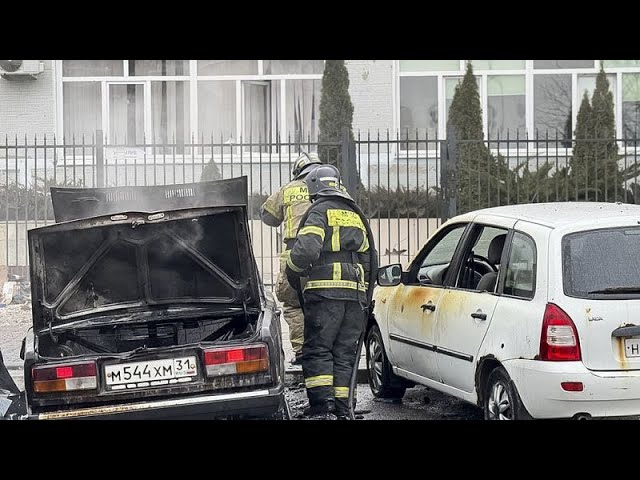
471, 310, 487, 321
421, 302, 436, 312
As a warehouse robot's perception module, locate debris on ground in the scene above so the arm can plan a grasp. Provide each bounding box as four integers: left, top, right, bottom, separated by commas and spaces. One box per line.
0, 281, 31, 307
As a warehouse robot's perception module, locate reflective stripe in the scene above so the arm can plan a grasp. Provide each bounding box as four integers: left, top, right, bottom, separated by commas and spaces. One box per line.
331, 226, 340, 251
262, 201, 279, 219
285, 205, 294, 238
333, 262, 342, 281
280, 250, 291, 260
287, 256, 305, 273
358, 234, 369, 253
299, 225, 326, 241
304, 280, 368, 292
305, 375, 333, 389
335, 386, 349, 398
327, 209, 365, 230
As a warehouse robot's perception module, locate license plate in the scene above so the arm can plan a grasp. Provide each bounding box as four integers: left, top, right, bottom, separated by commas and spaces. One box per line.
104, 356, 198, 390
625, 338, 640, 358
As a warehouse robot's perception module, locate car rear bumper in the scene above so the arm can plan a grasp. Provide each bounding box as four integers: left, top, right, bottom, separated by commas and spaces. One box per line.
25, 386, 287, 420
504, 359, 640, 419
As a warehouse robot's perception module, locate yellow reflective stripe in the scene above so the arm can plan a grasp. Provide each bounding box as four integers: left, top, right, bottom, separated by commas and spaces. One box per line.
287, 256, 305, 273
285, 205, 294, 238
333, 262, 342, 281
280, 250, 291, 260
335, 387, 349, 398
305, 375, 333, 389
263, 201, 279, 218
299, 225, 325, 241
327, 209, 365, 229
358, 234, 369, 253
331, 226, 340, 251
304, 280, 368, 291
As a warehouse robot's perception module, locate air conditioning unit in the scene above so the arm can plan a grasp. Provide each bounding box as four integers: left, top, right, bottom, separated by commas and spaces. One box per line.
0, 60, 45, 80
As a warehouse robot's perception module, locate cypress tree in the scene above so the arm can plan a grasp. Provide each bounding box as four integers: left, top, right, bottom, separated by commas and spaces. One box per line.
569, 92, 594, 200
317, 60, 354, 166
447, 62, 513, 213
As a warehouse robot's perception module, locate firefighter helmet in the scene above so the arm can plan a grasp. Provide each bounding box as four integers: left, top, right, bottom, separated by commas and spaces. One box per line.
305, 164, 351, 200
291, 152, 322, 179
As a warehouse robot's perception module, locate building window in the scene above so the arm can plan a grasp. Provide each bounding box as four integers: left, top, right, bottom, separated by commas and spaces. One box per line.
286, 79, 320, 143
243, 80, 281, 149
534, 74, 572, 139
264, 60, 324, 75
63, 82, 102, 140
400, 60, 460, 72
399, 76, 438, 140
197, 60, 258, 76
470, 60, 525, 70
108, 84, 145, 144
129, 60, 189, 76
623, 73, 640, 138
150, 81, 190, 145
534, 60, 594, 69
487, 75, 526, 139
197, 81, 237, 142
603, 60, 640, 68
63, 60, 124, 77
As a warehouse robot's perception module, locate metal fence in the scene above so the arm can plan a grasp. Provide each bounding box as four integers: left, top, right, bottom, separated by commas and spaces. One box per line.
2, 129, 640, 285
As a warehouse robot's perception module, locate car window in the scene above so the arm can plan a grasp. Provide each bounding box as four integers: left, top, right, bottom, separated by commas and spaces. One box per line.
454, 224, 508, 291
503, 232, 536, 299
414, 224, 466, 286
563, 226, 640, 299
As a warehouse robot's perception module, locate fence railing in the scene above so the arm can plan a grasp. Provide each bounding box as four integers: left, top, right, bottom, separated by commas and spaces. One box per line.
2, 129, 640, 285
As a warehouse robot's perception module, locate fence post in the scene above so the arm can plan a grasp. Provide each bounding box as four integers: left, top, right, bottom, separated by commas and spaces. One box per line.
340, 127, 358, 197
96, 130, 104, 187
441, 125, 458, 220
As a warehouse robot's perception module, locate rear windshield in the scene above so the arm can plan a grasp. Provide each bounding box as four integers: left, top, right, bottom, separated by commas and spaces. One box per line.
563, 226, 640, 298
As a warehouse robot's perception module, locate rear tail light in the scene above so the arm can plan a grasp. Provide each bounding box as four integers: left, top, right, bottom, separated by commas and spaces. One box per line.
203, 344, 269, 377
539, 303, 582, 361
32, 361, 97, 393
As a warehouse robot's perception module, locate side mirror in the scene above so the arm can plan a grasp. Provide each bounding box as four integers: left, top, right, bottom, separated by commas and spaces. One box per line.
377, 264, 403, 287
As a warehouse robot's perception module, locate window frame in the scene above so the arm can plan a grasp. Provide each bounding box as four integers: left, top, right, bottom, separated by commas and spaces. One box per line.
496, 229, 537, 301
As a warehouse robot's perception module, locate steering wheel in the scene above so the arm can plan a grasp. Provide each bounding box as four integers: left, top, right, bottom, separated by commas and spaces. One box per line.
472, 254, 497, 274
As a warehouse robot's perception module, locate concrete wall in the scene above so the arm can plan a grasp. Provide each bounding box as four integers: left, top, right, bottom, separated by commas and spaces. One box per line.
346, 60, 395, 134
0, 60, 57, 139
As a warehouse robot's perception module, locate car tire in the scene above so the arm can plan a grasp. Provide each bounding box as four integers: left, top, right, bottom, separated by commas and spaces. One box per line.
366, 324, 406, 399
483, 366, 531, 420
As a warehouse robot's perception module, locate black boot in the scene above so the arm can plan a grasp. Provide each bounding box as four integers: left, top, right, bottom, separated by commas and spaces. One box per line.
303, 400, 335, 418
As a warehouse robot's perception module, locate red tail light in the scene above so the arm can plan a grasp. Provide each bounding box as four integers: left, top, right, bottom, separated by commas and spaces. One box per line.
32, 361, 98, 393
203, 344, 269, 377
539, 303, 581, 361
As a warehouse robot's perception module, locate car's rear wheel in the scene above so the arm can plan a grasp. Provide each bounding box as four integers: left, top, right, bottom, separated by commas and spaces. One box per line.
366, 324, 406, 399
483, 366, 530, 420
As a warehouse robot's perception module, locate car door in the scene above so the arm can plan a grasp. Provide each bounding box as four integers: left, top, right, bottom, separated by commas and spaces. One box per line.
387, 222, 469, 382
434, 216, 516, 393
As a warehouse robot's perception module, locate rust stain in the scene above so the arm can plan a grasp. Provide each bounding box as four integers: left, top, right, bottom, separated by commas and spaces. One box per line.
616, 337, 628, 370
401, 304, 404, 313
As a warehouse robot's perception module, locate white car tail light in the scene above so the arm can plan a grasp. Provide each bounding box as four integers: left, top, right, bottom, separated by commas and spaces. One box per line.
539, 303, 582, 361
203, 344, 269, 377
32, 361, 98, 393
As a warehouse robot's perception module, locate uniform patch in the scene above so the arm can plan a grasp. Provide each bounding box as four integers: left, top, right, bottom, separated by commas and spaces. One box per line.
327, 209, 365, 229
283, 186, 310, 204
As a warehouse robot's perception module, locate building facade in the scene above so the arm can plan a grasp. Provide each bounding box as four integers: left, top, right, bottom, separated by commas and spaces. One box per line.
2, 60, 640, 142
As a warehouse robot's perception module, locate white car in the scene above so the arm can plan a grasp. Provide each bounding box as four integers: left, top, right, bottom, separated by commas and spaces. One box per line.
368, 202, 640, 420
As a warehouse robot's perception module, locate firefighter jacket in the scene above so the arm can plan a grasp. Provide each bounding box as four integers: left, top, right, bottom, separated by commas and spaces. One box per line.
285, 196, 371, 302
260, 178, 312, 245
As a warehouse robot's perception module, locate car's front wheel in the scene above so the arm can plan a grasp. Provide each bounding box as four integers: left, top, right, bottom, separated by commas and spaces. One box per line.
366, 324, 406, 399
483, 366, 530, 420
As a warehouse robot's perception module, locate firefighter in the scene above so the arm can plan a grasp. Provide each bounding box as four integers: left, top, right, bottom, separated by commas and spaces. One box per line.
260, 152, 322, 365
285, 164, 375, 419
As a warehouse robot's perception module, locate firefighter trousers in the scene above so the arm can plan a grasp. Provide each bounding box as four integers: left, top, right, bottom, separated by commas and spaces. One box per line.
276, 255, 304, 354
301, 294, 366, 416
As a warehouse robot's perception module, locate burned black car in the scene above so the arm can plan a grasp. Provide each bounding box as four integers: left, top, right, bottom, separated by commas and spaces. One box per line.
19, 178, 288, 419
